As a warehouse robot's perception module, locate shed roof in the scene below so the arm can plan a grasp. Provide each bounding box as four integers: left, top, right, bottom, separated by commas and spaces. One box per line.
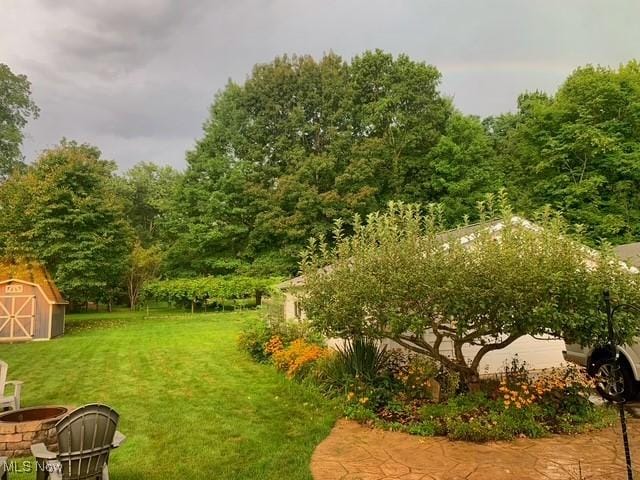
0, 260, 65, 304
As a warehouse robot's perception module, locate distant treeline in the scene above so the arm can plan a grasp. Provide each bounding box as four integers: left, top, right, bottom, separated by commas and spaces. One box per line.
1, 52, 639, 305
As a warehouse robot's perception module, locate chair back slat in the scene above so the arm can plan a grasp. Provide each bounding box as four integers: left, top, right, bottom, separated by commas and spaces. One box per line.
55, 404, 119, 480
0, 361, 7, 396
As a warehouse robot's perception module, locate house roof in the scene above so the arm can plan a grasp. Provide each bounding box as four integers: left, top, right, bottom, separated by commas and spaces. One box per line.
614, 242, 640, 268
279, 220, 640, 290
278, 218, 508, 290
0, 260, 66, 304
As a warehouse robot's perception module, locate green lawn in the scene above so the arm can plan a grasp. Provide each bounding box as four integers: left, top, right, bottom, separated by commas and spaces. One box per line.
0, 308, 339, 479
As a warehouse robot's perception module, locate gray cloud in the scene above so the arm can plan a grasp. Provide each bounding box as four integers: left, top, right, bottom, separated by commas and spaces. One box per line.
41, 0, 206, 74
1, 0, 639, 170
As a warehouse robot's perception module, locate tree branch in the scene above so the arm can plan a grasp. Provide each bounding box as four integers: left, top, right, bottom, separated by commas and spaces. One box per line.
396, 334, 474, 377
470, 333, 522, 373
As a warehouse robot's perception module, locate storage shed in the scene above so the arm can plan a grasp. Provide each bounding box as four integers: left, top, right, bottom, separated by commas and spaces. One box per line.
0, 261, 67, 342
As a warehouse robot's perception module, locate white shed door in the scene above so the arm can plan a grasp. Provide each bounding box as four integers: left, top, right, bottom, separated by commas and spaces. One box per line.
0, 295, 35, 340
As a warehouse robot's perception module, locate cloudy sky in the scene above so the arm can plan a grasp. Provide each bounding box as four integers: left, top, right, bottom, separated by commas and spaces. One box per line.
2, 0, 639, 170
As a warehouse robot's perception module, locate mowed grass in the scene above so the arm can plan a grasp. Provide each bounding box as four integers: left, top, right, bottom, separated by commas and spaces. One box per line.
0, 308, 340, 479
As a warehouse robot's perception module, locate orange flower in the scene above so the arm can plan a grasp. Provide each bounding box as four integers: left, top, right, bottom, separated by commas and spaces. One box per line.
265, 336, 284, 355
272, 338, 329, 377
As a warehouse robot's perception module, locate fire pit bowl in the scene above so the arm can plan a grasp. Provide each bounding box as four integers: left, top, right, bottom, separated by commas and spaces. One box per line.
0, 406, 70, 458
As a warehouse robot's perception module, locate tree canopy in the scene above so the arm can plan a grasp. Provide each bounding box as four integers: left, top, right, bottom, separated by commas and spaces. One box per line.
171, 50, 499, 275
0, 141, 133, 305
301, 200, 640, 382
0, 63, 39, 178
489, 61, 640, 244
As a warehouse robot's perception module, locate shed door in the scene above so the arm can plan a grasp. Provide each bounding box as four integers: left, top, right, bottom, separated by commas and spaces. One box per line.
0, 295, 35, 340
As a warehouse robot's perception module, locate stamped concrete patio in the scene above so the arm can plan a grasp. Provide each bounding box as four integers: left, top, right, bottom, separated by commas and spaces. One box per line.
312, 417, 640, 480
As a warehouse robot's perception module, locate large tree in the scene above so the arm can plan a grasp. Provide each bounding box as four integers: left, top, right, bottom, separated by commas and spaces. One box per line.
122, 161, 182, 247
0, 64, 39, 178
0, 141, 133, 305
488, 61, 640, 244
172, 51, 499, 275
301, 200, 640, 384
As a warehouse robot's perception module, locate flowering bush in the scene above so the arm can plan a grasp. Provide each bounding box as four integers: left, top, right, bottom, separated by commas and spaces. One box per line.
340, 376, 396, 412
498, 365, 594, 410
238, 316, 324, 361
265, 335, 284, 356
395, 355, 439, 401
344, 361, 614, 442
272, 338, 330, 378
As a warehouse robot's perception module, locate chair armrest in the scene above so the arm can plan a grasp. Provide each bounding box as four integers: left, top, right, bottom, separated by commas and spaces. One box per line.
112, 430, 126, 448
4, 380, 23, 390
5, 380, 23, 395
31, 442, 57, 460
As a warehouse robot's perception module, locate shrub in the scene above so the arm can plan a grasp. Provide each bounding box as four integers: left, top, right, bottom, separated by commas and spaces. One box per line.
238, 315, 325, 362
310, 352, 353, 393
301, 200, 640, 389
237, 317, 272, 362
395, 355, 439, 401
311, 338, 402, 407
417, 393, 549, 442
343, 403, 377, 423
272, 339, 330, 378
335, 337, 391, 383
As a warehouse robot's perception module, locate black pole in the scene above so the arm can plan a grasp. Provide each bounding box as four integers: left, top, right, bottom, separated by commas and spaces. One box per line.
604, 289, 634, 480
620, 406, 634, 480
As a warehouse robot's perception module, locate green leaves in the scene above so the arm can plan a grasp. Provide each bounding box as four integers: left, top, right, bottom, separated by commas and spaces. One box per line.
301, 200, 640, 378
173, 50, 497, 275
142, 276, 278, 305
0, 63, 39, 178
492, 61, 640, 244
0, 141, 133, 304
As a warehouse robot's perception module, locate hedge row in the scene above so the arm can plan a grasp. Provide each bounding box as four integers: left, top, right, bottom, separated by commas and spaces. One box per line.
142, 276, 280, 307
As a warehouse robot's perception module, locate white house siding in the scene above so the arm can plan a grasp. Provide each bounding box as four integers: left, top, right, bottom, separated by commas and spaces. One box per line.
465, 335, 566, 374
328, 334, 566, 375
284, 292, 567, 375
